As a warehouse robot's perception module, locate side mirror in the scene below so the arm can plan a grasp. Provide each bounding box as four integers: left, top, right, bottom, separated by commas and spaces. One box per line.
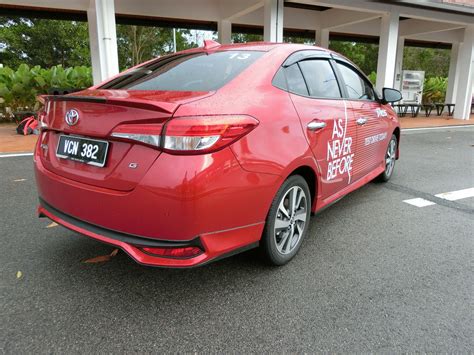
382, 87, 402, 103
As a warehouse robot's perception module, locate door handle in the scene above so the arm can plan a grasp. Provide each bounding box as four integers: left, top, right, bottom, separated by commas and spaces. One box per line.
356, 117, 368, 125
307, 121, 326, 131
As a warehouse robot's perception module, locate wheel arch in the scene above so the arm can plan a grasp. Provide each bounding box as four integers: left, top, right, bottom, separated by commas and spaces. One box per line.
288, 165, 318, 210
393, 127, 400, 159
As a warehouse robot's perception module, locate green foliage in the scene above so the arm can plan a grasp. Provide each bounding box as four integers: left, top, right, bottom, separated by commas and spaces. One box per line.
368, 71, 377, 85
116, 26, 198, 70
403, 47, 450, 79
0, 17, 91, 68
232, 33, 264, 43
422, 76, 448, 104
0, 64, 92, 119
329, 41, 379, 75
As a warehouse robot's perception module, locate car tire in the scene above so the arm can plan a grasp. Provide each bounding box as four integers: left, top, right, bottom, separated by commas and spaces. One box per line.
378, 134, 397, 182
260, 175, 311, 266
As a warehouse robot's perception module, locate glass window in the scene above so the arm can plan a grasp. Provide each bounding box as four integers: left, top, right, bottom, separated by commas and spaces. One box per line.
100, 51, 264, 92
298, 60, 341, 98
272, 67, 287, 91
336, 63, 375, 100
285, 64, 309, 96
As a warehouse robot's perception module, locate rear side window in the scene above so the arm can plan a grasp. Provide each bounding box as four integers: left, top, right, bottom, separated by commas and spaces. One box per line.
336, 63, 375, 100
298, 60, 341, 98
285, 64, 309, 96
100, 51, 264, 92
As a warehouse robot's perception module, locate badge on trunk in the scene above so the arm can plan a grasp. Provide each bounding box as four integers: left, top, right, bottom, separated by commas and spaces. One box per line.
65, 109, 80, 126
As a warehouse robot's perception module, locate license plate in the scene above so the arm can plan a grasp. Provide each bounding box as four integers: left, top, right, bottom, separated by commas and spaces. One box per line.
56, 135, 109, 167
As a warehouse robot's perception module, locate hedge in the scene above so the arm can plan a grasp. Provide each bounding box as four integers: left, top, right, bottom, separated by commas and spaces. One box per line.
0, 64, 92, 121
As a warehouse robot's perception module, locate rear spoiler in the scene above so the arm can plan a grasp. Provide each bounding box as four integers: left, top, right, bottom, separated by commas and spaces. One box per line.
37, 94, 177, 114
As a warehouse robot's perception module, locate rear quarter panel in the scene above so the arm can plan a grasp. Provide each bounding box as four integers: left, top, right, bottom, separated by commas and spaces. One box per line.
174, 48, 319, 179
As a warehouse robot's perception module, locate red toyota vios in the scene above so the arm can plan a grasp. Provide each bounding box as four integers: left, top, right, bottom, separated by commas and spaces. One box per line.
34, 41, 402, 268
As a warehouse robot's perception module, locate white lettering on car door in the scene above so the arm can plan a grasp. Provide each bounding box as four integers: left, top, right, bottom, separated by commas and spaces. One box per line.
326, 100, 354, 184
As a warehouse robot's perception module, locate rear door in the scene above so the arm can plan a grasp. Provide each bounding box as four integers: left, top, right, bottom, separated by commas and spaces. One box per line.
334, 61, 389, 181
285, 56, 357, 199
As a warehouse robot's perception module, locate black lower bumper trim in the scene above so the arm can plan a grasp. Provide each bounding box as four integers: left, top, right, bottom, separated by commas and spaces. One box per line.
39, 198, 203, 249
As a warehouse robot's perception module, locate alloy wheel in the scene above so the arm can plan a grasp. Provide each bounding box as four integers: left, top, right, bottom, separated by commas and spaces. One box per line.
385, 138, 396, 177
274, 186, 307, 255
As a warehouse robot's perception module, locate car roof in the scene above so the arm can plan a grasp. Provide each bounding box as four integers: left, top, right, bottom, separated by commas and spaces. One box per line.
215, 41, 327, 53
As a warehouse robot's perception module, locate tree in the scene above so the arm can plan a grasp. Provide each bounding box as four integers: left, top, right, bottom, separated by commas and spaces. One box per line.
116, 26, 198, 70
329, 41, 379, 74
403, 46, 450, 78
232, 33, 263, 43
0, 16, 198, 71
0, 17, 90, 68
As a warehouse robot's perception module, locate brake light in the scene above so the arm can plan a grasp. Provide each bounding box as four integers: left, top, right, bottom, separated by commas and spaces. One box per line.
111, 124, 162, 147
111, 115, 258, 154
162, 115, 258, 154
141, 246, 203, 258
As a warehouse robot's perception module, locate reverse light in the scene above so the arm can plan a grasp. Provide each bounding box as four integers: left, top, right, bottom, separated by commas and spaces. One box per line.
111, 124, 162, 147
162, 115, 259, 154
141, 246, 203, 258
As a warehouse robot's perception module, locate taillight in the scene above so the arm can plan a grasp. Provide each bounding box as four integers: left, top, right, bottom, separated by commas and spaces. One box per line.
141, 246, 203, 258
37, 110, 48, 130
111, 124, 163, 147
110, 115, 258, 154
162, 115, 258, 154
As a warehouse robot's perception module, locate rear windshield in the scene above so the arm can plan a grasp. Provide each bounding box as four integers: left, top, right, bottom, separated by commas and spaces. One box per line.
100, 51, 264, 92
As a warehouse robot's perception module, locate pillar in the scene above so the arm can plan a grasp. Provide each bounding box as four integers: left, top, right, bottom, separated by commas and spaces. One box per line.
87, 0, 119, 85
315, 28, 329, 48
453, 25, 474, 120
218, 20, 232, 44
446, 43, 460, 104
376, 11, 400, 91
264, 0, 283, 42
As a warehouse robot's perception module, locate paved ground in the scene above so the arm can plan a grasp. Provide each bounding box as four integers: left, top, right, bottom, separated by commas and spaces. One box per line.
1, 126, 473, 353
0, 124, 38, 154
399, 114, 474, 129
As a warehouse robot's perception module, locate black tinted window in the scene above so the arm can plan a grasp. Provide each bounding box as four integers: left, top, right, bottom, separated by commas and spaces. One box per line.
285, 64, 308, 96
336, 63, 375, 100
298, 60, 341, 98
101, 51, 263, 91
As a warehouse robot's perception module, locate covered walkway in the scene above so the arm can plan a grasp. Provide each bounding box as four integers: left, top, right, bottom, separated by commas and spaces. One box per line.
1, 0, 473, 119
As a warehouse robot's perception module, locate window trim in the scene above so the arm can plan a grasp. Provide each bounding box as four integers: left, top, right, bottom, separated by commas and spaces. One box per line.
272, 59, 345, 101
297, 59, 343, 100
333, 60, 379, 103
271, 49, 381, 103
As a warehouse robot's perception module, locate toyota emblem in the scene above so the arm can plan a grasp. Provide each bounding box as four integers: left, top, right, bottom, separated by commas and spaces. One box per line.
65, 109, 80, 126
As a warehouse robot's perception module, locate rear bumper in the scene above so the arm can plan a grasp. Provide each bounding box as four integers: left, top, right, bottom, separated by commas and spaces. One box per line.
38, 198, 262, 268
34, 145, 280, 267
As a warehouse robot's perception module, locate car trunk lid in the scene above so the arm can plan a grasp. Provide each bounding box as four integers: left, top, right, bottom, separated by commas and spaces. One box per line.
38, 89, 213, 191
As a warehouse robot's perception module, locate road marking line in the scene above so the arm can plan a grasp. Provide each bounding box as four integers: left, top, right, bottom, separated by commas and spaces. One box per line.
402, 125, 474, 132
435, 187, 474, 201
403, 198, 436, 207
0, 152, 34, 158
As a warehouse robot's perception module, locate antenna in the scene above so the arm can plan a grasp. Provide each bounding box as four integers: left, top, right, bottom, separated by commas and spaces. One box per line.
203, 39, 221, 50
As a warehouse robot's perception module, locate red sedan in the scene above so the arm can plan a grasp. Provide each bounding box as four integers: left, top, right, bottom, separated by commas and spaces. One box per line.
34, 41, 401, 268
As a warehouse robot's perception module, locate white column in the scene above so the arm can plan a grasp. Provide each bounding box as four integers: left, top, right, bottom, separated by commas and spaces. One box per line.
393, 36, 404, 90
264, 0, 283, 42
315, 28, 329, 48
453, 25, 474, 120
375, 12, 400, 91
87, 0, 119, 85
445, 43, 460, 104
218, 20, 232, 44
